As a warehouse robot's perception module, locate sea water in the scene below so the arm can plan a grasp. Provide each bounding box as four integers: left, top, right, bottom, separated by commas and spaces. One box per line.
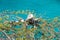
0, 0, 60, 40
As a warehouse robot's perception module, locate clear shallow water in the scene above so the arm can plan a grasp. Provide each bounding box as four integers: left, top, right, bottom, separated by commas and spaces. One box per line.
0, 0, 60, 18
0, 0, 60, 40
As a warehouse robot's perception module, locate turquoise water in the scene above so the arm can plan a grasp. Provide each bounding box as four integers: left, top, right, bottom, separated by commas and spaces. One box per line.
0, 0, 60, 18
0, 0, 60, 40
